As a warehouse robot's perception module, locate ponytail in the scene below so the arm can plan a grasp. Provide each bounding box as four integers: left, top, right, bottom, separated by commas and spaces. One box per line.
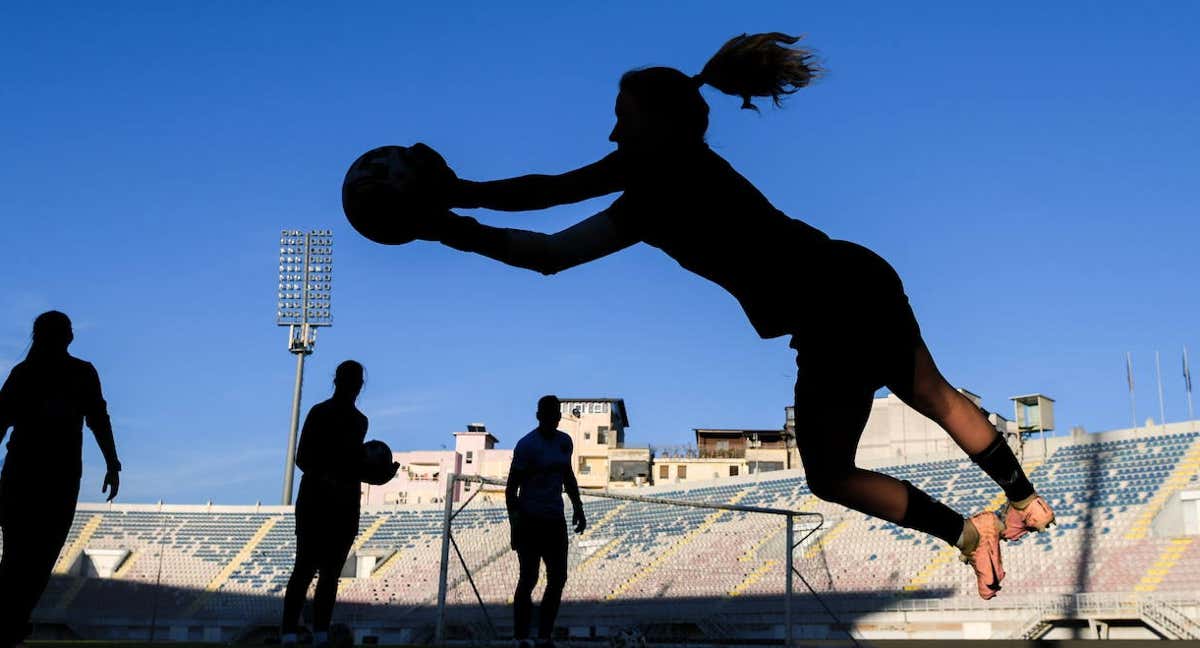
696, 32, 823, 111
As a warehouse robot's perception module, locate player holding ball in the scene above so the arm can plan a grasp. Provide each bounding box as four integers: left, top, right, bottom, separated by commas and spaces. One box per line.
280, 360, 397, 646
344, 32, 1055, 601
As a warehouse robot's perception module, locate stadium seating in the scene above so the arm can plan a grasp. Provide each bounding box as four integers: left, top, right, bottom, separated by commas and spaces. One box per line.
8, 429, 1198, 626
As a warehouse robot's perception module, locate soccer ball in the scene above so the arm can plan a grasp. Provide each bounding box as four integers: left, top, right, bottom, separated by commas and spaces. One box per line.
341, 144, 448, 245
361, 439, 397, 485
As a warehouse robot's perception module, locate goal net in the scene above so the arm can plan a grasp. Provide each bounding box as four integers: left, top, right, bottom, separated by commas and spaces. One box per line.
434, 474, 830, 645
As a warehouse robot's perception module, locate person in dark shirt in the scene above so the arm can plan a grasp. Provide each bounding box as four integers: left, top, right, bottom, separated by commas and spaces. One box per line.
281, 360, 394, 646
405, 33, 1055, 600
506, 395, 585, 648
0, 311, 121, 648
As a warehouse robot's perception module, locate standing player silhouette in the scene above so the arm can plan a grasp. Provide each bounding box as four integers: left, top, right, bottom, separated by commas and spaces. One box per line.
0, 311, 121, 648
506, 395, 586, 647
404, 33, 1056, 599
280, 360, 395, 646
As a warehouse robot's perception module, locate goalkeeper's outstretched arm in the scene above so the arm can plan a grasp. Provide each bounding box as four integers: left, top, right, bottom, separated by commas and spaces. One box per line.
426, 207, 637, 276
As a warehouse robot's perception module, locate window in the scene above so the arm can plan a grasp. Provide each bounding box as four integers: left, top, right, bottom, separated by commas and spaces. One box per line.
678, 465, 687, 479
598, 427, 609, 445
659, 465, 669, 479
584, 431, 591, 440
729, 465, 739, 477
465, 451, 474, 464
716, 440, 730, 451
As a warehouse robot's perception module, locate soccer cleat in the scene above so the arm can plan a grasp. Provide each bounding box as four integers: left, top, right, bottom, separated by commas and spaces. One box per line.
1001, 495, 1056, 541
960, 511, 1005, 600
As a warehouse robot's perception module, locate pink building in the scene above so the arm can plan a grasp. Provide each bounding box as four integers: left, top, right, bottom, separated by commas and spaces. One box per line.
360, 424, 513, 506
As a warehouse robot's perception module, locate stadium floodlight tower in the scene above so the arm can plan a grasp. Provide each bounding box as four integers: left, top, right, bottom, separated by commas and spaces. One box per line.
1010, 393, 1055, 461
277, 229, 334, 505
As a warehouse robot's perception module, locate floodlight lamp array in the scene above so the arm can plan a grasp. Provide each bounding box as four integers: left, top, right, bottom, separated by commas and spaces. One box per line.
276, 229, 333, 326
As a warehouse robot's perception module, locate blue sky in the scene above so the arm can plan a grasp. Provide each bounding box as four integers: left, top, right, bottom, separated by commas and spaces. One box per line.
1, 2, 1197, 504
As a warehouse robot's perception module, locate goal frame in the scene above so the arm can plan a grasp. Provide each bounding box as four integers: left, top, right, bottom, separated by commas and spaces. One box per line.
433, 472, 830, 646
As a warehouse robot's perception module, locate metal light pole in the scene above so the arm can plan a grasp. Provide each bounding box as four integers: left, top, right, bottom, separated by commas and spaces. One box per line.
1185, 346, 1195, 432
277, 229, 333, 505
1156, 350, 1167, 433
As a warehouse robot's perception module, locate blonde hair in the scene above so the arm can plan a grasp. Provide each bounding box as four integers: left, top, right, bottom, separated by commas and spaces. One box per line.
618, 32, 823, 143
697, 32, 823, 111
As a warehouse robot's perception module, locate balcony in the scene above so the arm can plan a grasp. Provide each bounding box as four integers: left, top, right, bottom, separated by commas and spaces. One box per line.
699, 449, 746, 459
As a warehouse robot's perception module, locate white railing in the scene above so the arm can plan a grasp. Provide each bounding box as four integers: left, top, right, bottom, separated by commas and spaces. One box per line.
1139, 597, 1200, 640
991, 593, 1200, 640
1010, 606, 1052, 640
885, 591, 1200, 615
